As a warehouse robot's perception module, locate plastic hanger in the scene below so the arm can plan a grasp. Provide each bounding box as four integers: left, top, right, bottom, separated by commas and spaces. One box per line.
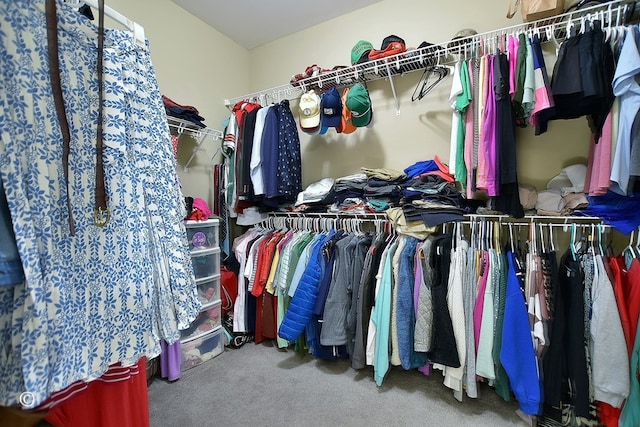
634, 226, 640, 257
508, 222, 515, 254
570, 223, 578, 260
624, 229, 637, 260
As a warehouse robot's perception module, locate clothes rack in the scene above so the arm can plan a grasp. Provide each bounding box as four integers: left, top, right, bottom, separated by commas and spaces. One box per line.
223, 0, 639, 108
167, 115, 223, 172
62, 0, 146, 48
265, 212, 391, 234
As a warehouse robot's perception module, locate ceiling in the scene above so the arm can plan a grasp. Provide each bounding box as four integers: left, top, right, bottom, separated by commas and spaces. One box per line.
171, 0, 384, 50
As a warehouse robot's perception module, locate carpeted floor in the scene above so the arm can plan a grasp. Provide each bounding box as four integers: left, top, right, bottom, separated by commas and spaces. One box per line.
148, 340, 528, 427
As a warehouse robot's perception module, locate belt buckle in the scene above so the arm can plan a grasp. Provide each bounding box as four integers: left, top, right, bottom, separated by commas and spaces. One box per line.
94, 207, 110, 227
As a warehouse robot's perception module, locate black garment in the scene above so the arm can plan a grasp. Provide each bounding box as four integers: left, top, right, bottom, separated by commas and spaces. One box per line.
544, 249, 593, 420
492, 53, 524, 218
542, 249, 567, 410
243, 234, 263, 335
402, 203, 466, 227
237, 106, 260, 209
346, 233, 373, 358
495, 52, 517, 187
493, 182, 524, 219
427, 233, 460, 368
537, 23, 615, 139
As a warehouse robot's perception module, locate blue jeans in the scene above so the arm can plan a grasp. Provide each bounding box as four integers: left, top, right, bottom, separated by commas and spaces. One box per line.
0, 176, 24, 286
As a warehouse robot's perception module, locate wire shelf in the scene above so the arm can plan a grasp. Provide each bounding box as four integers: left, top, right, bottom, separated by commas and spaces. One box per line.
223, 0, 639, 107
167, 115, 223, 172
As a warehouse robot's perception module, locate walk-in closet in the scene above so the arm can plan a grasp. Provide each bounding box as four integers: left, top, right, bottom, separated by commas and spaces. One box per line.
1, 0, 640, 426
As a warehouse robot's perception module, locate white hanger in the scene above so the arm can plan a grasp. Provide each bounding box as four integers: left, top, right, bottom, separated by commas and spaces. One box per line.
508, 222, 515, 254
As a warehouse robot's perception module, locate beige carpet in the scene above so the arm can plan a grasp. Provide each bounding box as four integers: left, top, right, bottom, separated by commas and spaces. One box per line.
148, 339, 529, 426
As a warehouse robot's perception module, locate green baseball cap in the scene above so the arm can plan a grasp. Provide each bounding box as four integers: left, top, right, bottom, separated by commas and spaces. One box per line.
345, 83, 372, 127
351, 40, 373, 65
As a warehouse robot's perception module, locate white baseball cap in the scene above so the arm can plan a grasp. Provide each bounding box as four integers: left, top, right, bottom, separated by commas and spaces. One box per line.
298, 90, 321, 132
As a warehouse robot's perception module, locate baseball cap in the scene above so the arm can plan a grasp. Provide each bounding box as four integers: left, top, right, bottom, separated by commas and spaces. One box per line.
351, 40, 374, 65
368, 35, 406, 60
345, 83, 372, 127
320, 87, 342, 131
340, 88, 356, 134
298, 90, 321, 133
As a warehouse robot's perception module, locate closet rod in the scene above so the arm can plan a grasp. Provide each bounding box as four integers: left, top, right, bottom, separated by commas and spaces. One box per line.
222, 0, 638, 107
459, 220, 612, 229
269, 212, 607, 223
267, 212, 388, 219
465, 214, 606, 222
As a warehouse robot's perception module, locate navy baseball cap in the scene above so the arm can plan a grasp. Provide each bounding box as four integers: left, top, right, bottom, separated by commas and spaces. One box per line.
320, 87, 343, 131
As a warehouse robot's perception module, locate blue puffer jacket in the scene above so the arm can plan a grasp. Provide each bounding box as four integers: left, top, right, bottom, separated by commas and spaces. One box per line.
278, 232, 332, 342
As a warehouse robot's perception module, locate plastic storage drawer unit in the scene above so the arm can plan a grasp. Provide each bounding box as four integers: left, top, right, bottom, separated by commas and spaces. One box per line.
180, 300, 222, 341
185, 218, 220, 251
190, 247, 220, 280
180, 326, 225, 371
196, 274, 221, 305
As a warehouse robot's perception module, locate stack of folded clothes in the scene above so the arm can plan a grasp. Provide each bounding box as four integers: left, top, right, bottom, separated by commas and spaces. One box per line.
361, 167, 406, 209
401, 181, 469, 227
163, 95, 207, 128
333, 173, 367, 205
400, 174, 453, 203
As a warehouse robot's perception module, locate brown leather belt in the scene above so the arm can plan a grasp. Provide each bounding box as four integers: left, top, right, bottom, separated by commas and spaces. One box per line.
45, 0, 109, 233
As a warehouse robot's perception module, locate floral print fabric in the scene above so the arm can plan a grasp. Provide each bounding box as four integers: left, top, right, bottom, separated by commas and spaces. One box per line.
0, 0, 200, 406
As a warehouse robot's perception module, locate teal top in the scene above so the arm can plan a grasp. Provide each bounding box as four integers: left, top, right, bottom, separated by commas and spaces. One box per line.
620, 311, 640, 427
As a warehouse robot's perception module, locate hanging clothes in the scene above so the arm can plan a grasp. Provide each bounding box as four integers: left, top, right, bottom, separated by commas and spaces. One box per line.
492, 52, 524, 219
590, 253, 629, 408
396, 237, 427, 370
501, 248, 541, 416
529, 33, 555, 129
612, 26, 640, 196
371, 236, 398, 386
537, 21, 615, 139
428, 233, 460, 368
442, 228, 468, 401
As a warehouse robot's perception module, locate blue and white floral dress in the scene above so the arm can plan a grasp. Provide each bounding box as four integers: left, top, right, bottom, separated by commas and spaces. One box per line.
0, 0, 200, 407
